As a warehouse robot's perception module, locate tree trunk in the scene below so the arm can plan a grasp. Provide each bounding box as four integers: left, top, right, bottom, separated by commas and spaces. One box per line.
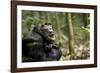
55, 12, 62, 45
45, 12, 51, 23
83, 13, 89, 49
83, 14, 88, 28
66, 13, 75, 59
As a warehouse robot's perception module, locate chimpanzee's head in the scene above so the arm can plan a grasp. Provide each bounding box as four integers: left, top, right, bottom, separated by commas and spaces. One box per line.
40, 23, 54, 41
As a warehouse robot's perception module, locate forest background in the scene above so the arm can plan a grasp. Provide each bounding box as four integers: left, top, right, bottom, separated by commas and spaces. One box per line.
22, 10, 90, 60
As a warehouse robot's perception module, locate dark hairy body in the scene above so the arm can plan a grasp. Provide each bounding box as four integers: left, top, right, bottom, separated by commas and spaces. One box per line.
22, 23, 62, 62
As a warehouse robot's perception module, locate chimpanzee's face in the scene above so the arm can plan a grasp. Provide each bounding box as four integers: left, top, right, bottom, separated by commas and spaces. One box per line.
42, 25, 54, 40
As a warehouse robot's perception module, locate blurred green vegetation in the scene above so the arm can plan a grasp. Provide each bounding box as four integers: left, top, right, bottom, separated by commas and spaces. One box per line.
22, 10, 90, 60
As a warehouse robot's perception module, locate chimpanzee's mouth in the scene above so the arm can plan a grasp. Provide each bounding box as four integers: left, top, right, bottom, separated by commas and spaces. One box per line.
48, 33, 54, 38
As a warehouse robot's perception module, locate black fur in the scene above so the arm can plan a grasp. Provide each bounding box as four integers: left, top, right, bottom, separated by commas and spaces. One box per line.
22, 24, 62, 62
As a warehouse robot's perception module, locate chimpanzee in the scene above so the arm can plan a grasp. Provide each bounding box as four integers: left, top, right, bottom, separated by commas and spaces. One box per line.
22, 23, 62, 62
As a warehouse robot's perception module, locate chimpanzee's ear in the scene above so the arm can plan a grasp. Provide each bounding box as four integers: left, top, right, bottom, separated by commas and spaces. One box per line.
40, 24, 44, 28
39, 24, 45, 32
